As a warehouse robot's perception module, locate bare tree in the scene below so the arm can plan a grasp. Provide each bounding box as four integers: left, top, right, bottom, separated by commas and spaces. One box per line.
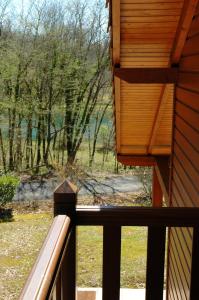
0, 0, 111, 173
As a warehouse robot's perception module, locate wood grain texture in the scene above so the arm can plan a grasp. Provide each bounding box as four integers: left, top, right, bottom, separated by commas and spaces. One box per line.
54, 180, 77, 300
114, 68, 178, 83
171, 0, 198, 63
19, 216, 71, 300
154, 156, 170, 204
76, 206, 199, 227
117, 155, 156, 166
169, 4, 199, 300
110, 0, 183, 156
112, 1, 121, 152
148, 85, 173, 153
190, 227, 199, 300
112, 0, 120, 65
114, 76, 121, 152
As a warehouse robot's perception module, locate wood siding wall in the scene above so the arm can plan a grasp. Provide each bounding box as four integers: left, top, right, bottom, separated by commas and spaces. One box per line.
168, 4, 199, 300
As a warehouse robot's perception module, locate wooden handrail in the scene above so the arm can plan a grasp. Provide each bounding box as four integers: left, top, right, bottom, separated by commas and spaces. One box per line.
75, 206, 199, 227
19, 215, 71, 300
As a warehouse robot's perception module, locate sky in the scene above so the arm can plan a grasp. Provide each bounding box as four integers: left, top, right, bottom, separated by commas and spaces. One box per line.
12, 0, 99, 10
1, 0, 108, 31
8, 0, 106, 20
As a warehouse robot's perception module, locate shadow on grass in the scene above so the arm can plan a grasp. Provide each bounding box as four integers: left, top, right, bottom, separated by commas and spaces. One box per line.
0, 208, 14, 222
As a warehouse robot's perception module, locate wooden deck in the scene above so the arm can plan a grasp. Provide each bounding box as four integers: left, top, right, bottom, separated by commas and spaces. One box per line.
77, 288, 166, 300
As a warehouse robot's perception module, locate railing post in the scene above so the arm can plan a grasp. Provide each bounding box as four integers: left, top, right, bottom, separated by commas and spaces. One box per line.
54, 180, 77, 300
145, 226, 166, 300
103, 226, 121, 300
190, 226, 199, 300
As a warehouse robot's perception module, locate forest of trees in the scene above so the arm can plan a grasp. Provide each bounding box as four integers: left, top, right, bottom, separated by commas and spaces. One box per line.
0, 0, 113, 174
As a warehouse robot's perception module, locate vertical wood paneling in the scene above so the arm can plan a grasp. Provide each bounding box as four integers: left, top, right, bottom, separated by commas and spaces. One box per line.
168, 4, 199, 300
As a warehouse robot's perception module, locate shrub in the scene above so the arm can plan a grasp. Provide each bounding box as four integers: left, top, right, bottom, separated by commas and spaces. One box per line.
0, 175, 20, 207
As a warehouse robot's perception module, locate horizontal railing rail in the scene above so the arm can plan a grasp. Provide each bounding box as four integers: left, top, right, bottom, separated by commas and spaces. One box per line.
75, 205, 199, 227
19, 215, 71, 300
75, 205, 199, 300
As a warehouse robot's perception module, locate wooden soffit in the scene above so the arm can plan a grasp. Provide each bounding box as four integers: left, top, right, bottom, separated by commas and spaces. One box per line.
109, 0, 198, 160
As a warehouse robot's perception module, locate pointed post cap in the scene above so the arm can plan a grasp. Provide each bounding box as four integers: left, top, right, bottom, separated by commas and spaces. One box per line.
54, 180, 77, 216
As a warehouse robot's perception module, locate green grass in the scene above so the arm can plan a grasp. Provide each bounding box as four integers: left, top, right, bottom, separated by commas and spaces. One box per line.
0, 138, 118, 175
76, 144, 117, 173
121, 227, 147, 288
77, 226, 147, 288
0, 213, 52, 300
0, 213, 147, 299
77, 226, 103, 287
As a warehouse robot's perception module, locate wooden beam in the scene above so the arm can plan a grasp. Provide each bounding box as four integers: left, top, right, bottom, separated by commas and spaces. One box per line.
114, 68, 178, 83
152, 0, 195, 157
149, 0, 190, 153
112, 0, 120, 65
171, 0, 198, 64
150, 145, 171, 155
114, 77, 121, 153
152, 168, 163, 207
148, 85, 172, 154
112, 0, 121, 152
117, 155, 156, 166
155, 156, 170, 205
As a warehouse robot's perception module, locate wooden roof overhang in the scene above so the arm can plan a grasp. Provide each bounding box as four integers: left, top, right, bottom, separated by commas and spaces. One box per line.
107, 0, 198, 165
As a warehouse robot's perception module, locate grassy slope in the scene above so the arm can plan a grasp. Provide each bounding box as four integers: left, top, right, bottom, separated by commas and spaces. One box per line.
0, 213, 52, 300
0, 213, 147, 300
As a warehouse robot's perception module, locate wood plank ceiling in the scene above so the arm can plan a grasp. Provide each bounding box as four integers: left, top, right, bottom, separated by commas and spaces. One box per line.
109, 0, 186, 156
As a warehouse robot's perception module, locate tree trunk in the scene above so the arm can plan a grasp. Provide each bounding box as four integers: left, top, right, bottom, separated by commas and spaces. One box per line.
8, 108, 16, 171
25, 117, 33, 169
36, 117, 42, 173
0, 128, 6, 172
15, 114, 22, 171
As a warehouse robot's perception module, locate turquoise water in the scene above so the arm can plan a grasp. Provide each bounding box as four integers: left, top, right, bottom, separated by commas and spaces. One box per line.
0, 113, 112, 141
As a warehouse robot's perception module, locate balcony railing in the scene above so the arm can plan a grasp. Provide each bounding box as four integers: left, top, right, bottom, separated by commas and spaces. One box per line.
20, 180, 199, 300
